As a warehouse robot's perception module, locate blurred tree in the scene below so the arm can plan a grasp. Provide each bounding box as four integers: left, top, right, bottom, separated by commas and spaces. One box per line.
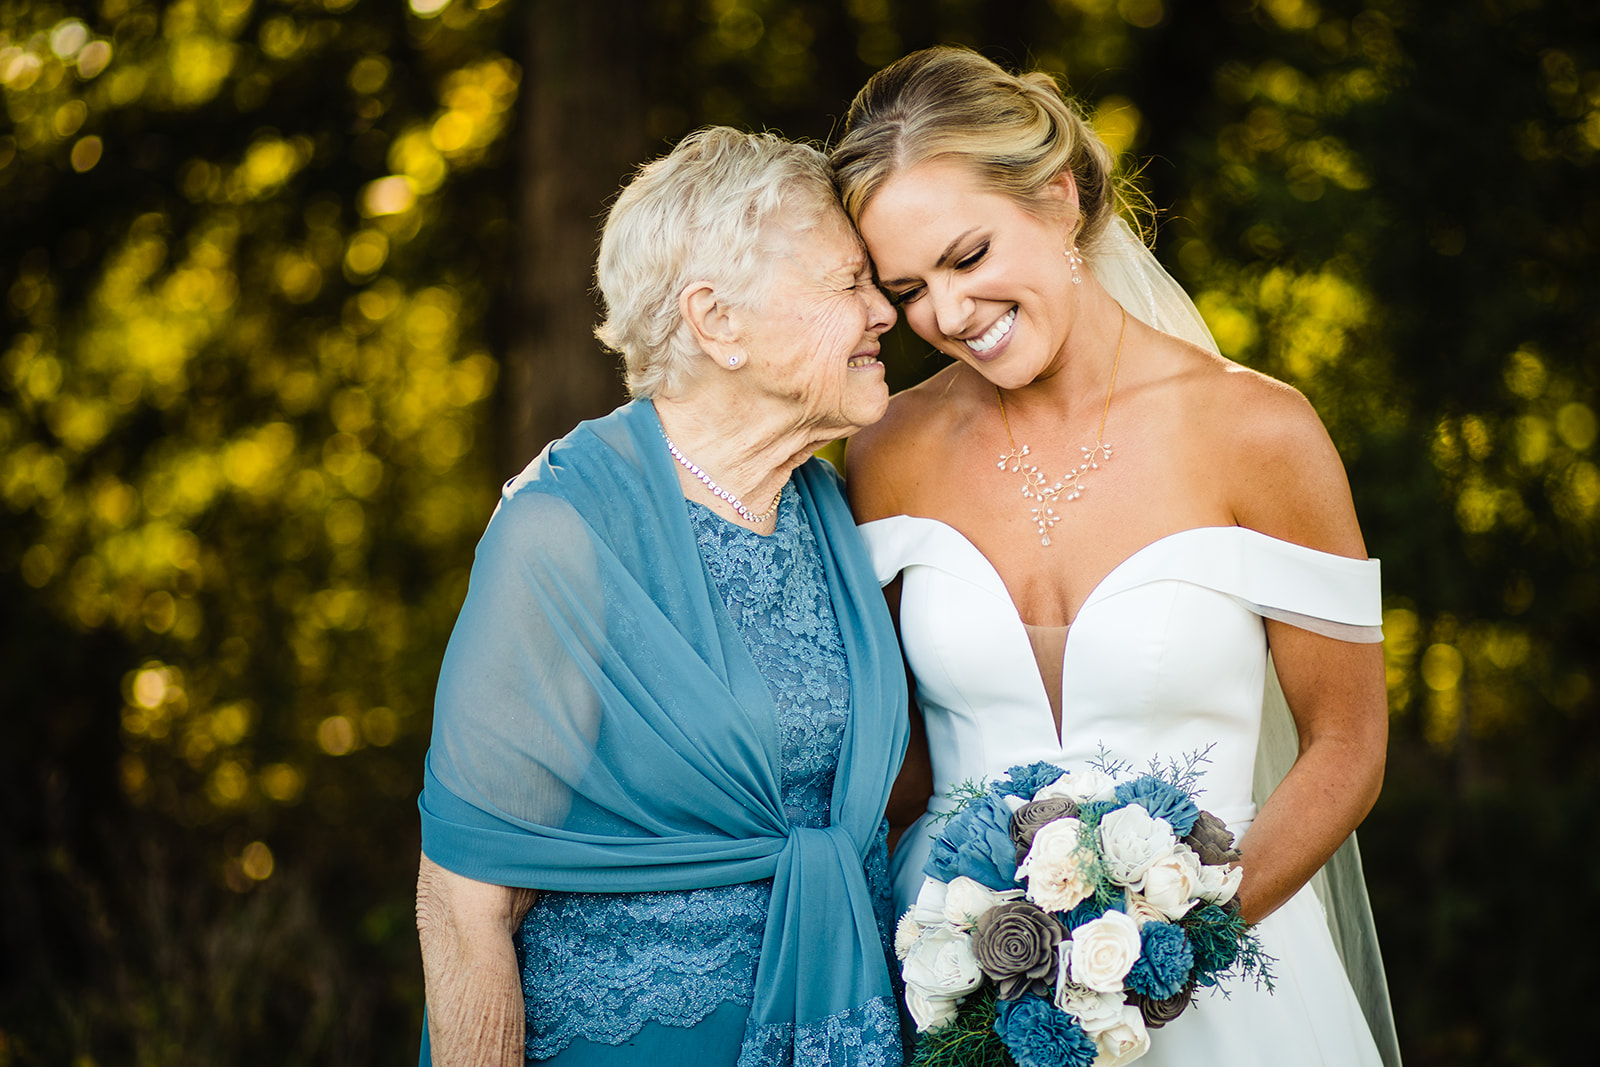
2, 0, 519, 1060
993, 3, 1598, 1063
1156, 4, 1599, 1063
500, 0, 641, 471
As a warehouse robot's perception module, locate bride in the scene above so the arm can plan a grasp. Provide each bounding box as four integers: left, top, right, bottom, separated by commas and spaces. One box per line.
832, 47, 1401, 1065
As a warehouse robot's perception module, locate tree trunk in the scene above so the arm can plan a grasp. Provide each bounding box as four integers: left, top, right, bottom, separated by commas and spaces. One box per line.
502, 1, 648, 475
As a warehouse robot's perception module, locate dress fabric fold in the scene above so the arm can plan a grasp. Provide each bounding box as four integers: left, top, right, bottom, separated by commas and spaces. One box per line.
418, 399, 908, 1065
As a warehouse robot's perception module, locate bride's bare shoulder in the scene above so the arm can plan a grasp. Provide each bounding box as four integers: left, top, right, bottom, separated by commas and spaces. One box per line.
845, 364, 974, 522
1184, 357, 1335, 461
1182, 355, 1366, 556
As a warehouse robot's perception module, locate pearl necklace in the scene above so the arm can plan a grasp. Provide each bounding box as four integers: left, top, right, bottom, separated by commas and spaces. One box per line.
996, 305, 1126, 546
662, 431, 784, 524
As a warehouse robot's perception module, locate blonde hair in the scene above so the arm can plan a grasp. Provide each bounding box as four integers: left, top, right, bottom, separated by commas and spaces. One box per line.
595, 127, 839, 399
832, 47, 1125, 252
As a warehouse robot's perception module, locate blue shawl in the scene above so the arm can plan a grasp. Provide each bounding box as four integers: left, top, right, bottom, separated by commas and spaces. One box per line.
418, 399, 907, 1062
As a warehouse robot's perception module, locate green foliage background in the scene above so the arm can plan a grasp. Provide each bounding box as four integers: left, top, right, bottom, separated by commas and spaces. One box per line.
2, 1, 1595, 1064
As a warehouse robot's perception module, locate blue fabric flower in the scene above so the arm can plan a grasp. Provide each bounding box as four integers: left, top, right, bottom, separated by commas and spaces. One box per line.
1062, 895, 1126, 934
1114, 775, 1201, 836
923, 793, 1018, 891
1060, 895, 1115, 932
1126, 920, 1195, 1000
993, 994, 1097, 1067
995, 761, 1066, 799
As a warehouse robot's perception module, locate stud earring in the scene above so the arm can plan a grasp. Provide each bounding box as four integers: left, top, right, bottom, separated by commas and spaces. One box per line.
728, 355, 739, 367
1065, 245, 1084, 285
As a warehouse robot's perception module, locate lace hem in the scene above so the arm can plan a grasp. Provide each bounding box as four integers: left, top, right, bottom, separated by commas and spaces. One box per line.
736, 995, 902, 1067
519, 881, 767, 1058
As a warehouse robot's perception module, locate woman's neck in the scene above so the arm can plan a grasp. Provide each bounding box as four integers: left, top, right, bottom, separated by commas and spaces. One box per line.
997, 284, 1131, 419
653, 390, 825, 529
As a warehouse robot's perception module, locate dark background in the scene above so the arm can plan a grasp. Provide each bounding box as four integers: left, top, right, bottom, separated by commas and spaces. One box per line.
2, 1, 1596, 1064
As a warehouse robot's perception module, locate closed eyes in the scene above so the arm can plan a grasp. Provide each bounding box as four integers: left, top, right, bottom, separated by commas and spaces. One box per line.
883, 241, 988, 307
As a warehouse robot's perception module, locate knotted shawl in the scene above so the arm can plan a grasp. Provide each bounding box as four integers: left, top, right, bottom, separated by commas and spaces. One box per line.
418, 398, 908, 1063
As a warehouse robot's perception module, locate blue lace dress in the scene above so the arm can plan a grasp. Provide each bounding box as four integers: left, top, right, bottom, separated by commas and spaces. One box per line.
513, 486, 897, 1065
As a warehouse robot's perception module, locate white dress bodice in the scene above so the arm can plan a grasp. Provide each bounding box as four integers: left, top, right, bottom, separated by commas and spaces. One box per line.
861, 516, 1388, 1066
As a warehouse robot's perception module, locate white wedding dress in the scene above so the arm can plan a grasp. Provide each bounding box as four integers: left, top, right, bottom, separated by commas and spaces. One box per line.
860, 516, 1388, 1066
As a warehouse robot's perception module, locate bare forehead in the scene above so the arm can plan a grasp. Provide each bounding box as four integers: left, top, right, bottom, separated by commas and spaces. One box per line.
858, 174, 961, 247
778, 214, 869, 277
857, 161, 1028, 279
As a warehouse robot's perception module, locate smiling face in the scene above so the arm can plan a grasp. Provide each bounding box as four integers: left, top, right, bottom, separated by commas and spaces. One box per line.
856, 158, 1079, 391
736, 210, 896, 438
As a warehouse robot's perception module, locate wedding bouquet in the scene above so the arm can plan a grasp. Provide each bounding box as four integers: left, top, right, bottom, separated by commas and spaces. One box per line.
895, 752, 1274, 1067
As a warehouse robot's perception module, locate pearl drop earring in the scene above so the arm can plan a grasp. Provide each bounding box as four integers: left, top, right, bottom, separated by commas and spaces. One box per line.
1065, 245, 1084, 285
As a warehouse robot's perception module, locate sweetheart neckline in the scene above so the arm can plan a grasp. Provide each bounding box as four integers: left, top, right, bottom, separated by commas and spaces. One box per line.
857, 517, 1241, 629
856, 518, 1244, 745
854, 517, 1378, 747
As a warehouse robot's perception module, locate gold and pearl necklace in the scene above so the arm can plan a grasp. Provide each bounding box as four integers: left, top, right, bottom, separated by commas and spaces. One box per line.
995, 305, 1126, 546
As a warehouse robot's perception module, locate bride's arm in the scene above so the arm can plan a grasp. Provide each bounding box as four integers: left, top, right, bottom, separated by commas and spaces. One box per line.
1219, 373, 1388, 924
1239, 625, 1387, 923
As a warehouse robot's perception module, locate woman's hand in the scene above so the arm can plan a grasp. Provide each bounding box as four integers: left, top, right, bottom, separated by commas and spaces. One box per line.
416, 853, 539, 1066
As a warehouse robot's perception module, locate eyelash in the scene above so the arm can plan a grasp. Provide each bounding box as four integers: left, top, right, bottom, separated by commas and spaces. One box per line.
888, 242, 989, 308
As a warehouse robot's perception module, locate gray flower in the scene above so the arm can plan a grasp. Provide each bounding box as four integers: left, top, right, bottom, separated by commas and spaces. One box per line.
1183, 810, 1242, 866
1136, 984, 1194, 1028
1010, 796, 1079, 861
971, 901, 1064, 1000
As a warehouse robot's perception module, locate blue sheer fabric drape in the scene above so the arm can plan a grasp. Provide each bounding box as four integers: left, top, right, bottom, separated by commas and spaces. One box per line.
417, 399, 908, 1065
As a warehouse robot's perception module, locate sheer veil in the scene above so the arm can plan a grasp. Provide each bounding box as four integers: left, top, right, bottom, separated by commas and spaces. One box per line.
1087, 217, 1402, 1067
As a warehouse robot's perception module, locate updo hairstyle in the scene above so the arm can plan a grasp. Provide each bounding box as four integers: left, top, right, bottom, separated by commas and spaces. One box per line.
832, 47, 1125, 255
595, 127, 841, 399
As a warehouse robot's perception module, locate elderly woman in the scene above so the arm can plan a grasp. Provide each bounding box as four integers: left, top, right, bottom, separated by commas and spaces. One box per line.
414, 128, 906, 1067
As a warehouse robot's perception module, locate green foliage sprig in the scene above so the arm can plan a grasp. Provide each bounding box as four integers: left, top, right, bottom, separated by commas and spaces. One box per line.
1180, 903, 1277, 994
926, 777, 993, 827
908, 988, 1015, 1067
1148, 744, 1217, 797
1087, 742, 1218, 798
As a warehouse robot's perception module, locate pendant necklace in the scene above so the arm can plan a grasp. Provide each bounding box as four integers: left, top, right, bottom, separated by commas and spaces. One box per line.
662, 430, 784, 525
996, 305, 1127, 546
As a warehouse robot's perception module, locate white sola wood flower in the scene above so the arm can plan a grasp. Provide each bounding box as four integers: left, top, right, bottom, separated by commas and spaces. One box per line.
1066, 910, 1142, 993
1035, 767, 1119, 804
894, 913, 922, 960
943, 875, 1024, 929
1098, 804, 1178, 886
1197, 860, 1244, 906
911, 876, 949, 924
1058, 966, 1151, 1062
1055, 970, 1126, 1030
1016, 818, 1095, 913
905, 984, 960, 1032
1092, 1004, 1152, 1065
902, 924, 983, 1031
1137, 844, 1205, 920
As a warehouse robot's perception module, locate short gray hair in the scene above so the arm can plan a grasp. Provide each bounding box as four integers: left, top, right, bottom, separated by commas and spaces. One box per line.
595, 127, 840, 399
